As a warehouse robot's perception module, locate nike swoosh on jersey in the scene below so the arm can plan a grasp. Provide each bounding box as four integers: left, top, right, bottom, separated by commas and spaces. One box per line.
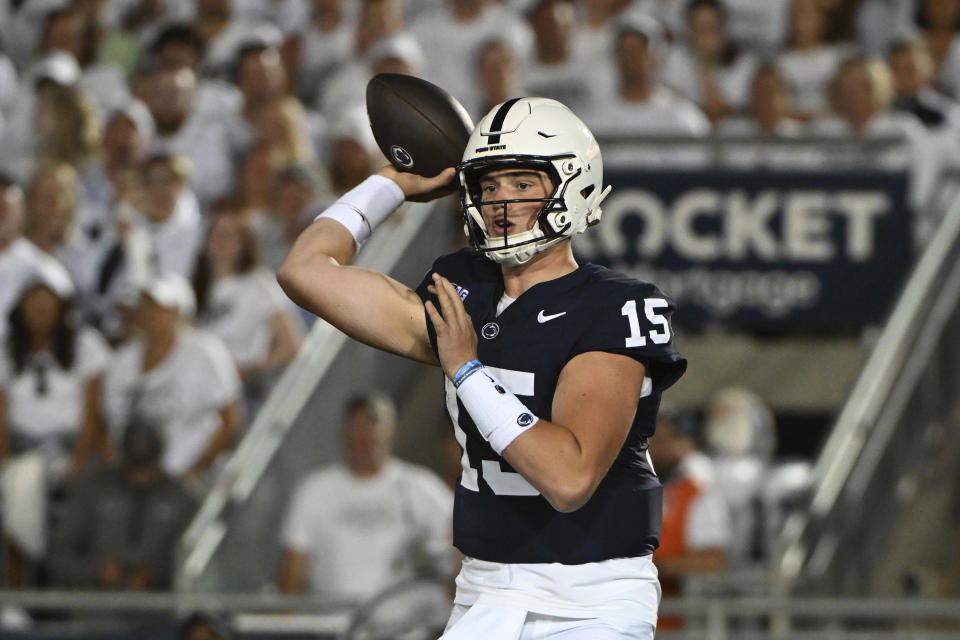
537, 310, 567, 323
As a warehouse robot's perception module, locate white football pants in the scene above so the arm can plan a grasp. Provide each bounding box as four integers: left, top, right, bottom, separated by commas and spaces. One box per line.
439, 601, 656, 640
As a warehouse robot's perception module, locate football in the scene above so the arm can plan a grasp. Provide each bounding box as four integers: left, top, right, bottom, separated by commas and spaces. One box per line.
366, 73, 474, 178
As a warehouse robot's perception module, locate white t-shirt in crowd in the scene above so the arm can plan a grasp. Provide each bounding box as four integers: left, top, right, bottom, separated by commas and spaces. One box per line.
410, 4, 533, 120
102, 327, 241, 475
777, 45, 849, 115
660, 43, 759, 114
282, 460, 454, 603
583, 85, 711, 168
151, 111, 234, 205
523, 42, 612, 120
709, 454, 769, 567
722, 0, 791, 55
198, 268, 302, 369
130, 189, 204, 280
0, 327, 111, 446
298, 20, 354, 106
673, 451, 734, 551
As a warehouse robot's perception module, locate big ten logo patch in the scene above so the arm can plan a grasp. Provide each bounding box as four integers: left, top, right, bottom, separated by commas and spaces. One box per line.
451, 283, 469, 301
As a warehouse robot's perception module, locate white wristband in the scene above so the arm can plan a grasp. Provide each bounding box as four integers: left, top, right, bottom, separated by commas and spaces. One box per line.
456, 366, 539, 455
314, 174, 404, 248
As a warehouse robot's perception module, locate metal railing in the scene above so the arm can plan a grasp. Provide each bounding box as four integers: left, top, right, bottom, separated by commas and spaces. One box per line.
773, 186, 960, 593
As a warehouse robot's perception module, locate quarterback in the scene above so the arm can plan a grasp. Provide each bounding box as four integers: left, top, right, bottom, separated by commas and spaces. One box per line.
278, 97, 687, 639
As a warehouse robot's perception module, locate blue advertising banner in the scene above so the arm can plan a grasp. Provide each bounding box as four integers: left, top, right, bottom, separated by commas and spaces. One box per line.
573, 171, 913, 332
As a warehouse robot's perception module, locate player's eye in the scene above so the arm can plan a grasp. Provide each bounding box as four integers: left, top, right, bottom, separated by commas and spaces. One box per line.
517, 181, 532, 190
481, 183, 496, 193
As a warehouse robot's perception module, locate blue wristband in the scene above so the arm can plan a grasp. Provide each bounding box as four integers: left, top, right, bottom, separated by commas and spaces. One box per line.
452, 359, 483, 388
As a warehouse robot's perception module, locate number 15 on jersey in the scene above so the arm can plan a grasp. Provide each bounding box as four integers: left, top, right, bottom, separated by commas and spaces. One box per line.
622, 298, 671, 347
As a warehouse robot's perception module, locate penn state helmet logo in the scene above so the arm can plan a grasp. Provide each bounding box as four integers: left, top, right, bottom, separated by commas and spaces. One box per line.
517, 413, 534, 427
481, 322, 500, 339
390, 145, 414, 168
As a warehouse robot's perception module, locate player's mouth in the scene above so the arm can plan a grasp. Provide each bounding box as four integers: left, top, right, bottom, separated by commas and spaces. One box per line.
489, 217, 518, 237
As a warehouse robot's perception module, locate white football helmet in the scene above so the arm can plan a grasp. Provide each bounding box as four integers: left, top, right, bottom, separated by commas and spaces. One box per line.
457, 97, 611, 267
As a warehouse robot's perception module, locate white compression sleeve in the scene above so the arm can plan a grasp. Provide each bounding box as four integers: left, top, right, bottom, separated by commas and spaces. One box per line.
314, 174, 404, 248
455, 366, 539, 455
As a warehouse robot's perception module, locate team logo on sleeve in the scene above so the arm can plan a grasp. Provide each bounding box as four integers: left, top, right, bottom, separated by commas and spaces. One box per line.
517, 413, 534, 427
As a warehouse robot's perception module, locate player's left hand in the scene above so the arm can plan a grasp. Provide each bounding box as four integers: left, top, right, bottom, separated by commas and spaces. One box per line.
425, 273, 478, 379
378, 166, 456, 203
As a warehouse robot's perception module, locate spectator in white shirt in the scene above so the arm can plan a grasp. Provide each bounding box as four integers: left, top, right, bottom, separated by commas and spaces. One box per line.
410, 0, 532, 118
0, 52, 81, 184
853, 0, 915, 60
720, 0, 792, 57
890, 37, 960, 136
810, 56, 939, 237
660, 0, 758, 125
136, 64, 234, 205
232, 0, 311, 35
145, 22, 243, 121
0, 277, 110, 471
474, 38, 525, 119
36, 4, 130, 119
78, 100, 154, 252
27, 83, 101, 179
252, 95, 321, 169
222, 40, 291, 156
1, 275, 111, 586
318, 32, 424, 120
192, 207, 303, 411
235, 141, 288, 221
914, 0, 960, 100
323, 104, 388, 197
776, 0, 851, 120
252, 164, 321, 273
583, 14, 711, 167
277, 392, 454, 602
522, 0, 606, 119
717, 65, 817, 169
577, 0, 631, 65
102, 273, 242, 480
701, 388, 776, 568
23, 162, 103, 301
130, 153, 204, 280
0, 174, 75, 339
293, 0, 355, 104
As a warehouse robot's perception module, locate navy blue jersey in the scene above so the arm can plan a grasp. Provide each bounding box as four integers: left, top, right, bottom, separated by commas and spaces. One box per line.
415, 249, 687, 565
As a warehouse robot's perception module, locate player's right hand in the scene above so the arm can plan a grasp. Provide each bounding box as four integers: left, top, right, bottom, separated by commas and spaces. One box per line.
378, 166, 456, 203
425, 272, 478, 379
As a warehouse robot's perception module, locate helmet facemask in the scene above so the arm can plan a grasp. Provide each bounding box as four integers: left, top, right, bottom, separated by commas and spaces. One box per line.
459, 155, 581, 267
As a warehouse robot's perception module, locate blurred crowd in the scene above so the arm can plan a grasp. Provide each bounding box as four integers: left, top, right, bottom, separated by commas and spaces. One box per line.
0, 0, 959, 629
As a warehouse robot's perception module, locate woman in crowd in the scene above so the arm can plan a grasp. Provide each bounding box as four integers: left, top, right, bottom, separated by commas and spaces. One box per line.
1, 274, 112, 585
192, 204, 303, 412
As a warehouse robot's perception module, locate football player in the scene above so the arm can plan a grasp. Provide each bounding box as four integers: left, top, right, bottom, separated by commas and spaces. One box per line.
278, 97, 687, 639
